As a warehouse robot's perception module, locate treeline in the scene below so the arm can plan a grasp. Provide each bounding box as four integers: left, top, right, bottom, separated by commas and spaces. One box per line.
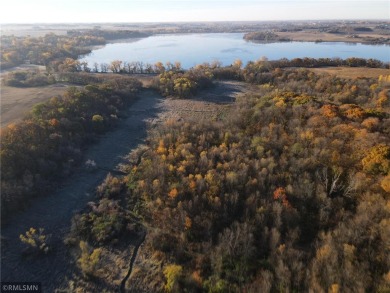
2, 71, 56, 87
50, 58, 183, 75
1, 75, 142, 223
67, 29, 151, 40
210, 57, 388, 83
68, 66, 389, 292
39, 57, 388, 101
4, 56, 387, 90
51, 57, 388, 77
244, 31, 291, 42
268, 56, 387, 68
1, 30, 150, 70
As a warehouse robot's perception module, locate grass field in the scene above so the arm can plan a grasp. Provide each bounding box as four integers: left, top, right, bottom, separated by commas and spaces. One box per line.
1, 84, 70, 127
309, 66, 390, 79
278, 31, 387, 43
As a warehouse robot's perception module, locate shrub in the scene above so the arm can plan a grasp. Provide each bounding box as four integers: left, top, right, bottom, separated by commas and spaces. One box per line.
77, 241, 102, 278
92, 114, 104, 122
19, 227, 49, 254
3, 71, 55, 87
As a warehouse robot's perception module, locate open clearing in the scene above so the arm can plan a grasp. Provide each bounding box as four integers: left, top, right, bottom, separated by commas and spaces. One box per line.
1, 84, 70, 127
0, 66, 156, 127
0, 64, 68, 127
308, 66, 390, 79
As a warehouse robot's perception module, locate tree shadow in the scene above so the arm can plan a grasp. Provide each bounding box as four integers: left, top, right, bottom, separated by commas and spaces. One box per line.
194, 80, 248, 104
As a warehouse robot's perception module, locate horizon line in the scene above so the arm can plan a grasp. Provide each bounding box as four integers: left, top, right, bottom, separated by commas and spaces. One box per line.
1, 19, 389, 25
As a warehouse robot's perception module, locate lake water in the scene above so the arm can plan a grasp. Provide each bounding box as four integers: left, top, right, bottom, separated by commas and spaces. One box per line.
80, 33, 390, 69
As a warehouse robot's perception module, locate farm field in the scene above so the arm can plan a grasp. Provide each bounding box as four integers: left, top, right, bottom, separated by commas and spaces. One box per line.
309, 66, 390, 79
1, 84, 70, 127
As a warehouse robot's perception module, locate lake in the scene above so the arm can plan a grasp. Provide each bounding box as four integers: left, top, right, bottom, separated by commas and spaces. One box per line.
80, 33, 390, 69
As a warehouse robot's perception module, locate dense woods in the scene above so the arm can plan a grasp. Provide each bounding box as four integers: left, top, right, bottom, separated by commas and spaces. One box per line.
1, 76, 141, 222
0, 30, 147, 70
0, 33, 104, 69
244, 31, 291, 42
66, 64, 390, 292
67, 29, 151, 40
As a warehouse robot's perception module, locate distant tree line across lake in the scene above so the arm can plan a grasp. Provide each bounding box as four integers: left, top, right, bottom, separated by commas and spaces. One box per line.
0, 30, 150, 70
2, 30, 389, 73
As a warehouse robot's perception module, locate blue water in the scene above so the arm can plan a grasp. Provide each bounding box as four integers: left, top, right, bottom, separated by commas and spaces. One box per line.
80, 33, 390, 69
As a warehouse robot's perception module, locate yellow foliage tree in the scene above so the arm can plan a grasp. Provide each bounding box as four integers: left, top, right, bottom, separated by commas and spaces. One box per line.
157, 140, 167, 155
377, 89, 389, 108
380, 174, 390, 193
164, 264, 183, 292
173, 77, 195, 98
362, 144, 390, 175
77, 241, 102, 278
19, 227, 49, 253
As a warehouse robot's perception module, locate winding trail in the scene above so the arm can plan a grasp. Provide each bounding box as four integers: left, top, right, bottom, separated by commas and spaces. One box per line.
1, 89, 163, 292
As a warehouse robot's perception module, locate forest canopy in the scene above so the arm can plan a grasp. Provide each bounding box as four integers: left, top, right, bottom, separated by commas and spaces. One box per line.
67, 64, 390, 292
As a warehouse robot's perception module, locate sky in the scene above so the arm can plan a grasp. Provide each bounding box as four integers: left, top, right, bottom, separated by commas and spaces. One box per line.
0, 0, 388, 23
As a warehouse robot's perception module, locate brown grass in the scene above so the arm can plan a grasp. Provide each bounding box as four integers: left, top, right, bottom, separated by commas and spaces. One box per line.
1, 84, 69, 127
277, 31, 386, 43
309, 67, 390, 79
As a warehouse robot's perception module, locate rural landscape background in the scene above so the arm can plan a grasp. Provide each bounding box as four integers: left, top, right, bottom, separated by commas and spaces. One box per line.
1, 0, 389, 292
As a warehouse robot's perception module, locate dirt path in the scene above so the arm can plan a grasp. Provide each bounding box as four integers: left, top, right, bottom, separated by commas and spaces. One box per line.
0, 81, 251, 291
0, 89, 163, 291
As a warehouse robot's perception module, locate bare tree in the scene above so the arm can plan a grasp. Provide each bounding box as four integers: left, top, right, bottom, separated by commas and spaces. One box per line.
100, 63, 108, 73
93, 62, 99, 73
